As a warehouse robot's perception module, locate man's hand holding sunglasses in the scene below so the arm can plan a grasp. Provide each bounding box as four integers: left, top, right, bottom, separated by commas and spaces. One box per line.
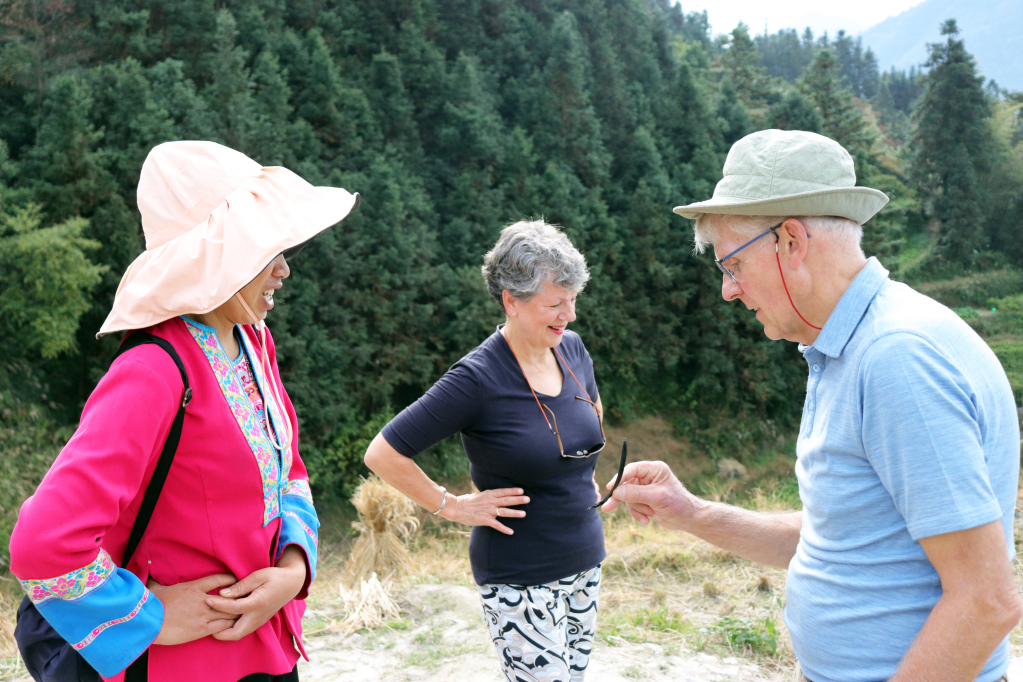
600, 461, 697, 530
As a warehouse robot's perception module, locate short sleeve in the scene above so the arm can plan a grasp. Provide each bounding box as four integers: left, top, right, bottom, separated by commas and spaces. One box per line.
381, 362, 482, 457
860, 332, 1002, 540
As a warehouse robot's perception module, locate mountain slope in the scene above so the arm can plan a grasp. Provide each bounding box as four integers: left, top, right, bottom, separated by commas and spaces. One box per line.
859, 0, 1023, 90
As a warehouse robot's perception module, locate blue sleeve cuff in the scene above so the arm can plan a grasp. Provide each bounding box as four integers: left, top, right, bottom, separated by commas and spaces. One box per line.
23, 550, 163, 677
277, 480, 319, 592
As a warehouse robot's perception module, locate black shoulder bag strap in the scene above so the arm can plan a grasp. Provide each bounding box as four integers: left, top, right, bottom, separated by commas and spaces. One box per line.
113, 332, 192, 568
112, 332, 192, 682
15, 332, 191, 682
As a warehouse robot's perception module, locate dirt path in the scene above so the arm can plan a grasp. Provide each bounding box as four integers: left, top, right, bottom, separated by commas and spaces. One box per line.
298, 583, 785, 682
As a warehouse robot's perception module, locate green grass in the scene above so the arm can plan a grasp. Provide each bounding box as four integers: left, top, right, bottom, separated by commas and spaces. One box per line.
629, 605, 688, 632
712, 615, 779, 656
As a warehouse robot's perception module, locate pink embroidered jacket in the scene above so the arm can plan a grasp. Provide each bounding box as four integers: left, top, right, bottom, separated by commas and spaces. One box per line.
9, 317, 319, 681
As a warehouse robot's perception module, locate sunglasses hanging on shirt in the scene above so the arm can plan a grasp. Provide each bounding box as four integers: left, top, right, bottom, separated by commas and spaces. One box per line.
506, 340, 606, 459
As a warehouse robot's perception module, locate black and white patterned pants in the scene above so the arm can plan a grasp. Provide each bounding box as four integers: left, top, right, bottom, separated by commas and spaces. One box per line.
477, 564, 601, 682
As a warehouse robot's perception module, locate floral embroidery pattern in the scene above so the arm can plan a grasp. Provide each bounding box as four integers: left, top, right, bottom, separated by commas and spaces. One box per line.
233, 352, 267, 423
284, 511, 318, 547
184, 319, 284, 525
20, 549, 115, 605
72, 590, 150, 651
283, 479, 313, 504
237, 329, 292, 479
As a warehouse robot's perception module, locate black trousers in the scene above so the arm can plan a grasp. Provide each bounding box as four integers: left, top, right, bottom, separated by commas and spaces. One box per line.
239, 668, 299, 682
125, 650, 299, 682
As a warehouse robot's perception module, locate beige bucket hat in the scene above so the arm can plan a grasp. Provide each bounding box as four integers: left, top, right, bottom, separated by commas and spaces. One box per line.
98, 141, 360, 337
673, 129, 888, 224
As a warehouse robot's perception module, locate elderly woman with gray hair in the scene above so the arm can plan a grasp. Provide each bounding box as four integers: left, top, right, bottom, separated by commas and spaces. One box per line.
365, 220, 606, 681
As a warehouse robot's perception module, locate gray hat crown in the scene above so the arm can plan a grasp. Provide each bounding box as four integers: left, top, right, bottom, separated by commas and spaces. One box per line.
673, 129, 888, 224
719, 130, 856, 201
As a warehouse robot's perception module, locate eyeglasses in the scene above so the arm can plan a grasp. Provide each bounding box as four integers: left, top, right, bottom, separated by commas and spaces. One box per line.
714, 222, 784, 285
714, 221, 821, 330
540, 395, 607, 459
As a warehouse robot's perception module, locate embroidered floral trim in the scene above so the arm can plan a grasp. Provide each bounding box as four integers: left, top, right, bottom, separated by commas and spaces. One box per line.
284, 511, 318, 547
237, 328, 293, 475
72, 590, 150, 651
283, 479, 313, 504
233, 352, 267, 423
184, 319, 284, 525
20, 549, 116, 605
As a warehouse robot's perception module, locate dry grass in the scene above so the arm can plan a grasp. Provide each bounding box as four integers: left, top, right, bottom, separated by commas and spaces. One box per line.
342, 476, 420, 588
0, 578, 27, 682
305, 494, 799, 674
596, 507, 793, 671
336, 573, 401, 636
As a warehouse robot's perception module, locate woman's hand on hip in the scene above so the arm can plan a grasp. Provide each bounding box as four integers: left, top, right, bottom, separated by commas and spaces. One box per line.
442, 488, 530, 535
204, 546, 308, 641
148, 573, 239, 646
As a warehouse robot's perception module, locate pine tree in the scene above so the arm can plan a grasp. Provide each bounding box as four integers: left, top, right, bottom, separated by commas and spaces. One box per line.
202, 10, 257, 152
720, 23, 770, 107
799, 49, 872, 153
526, 11, 610, 188
716, 75, 750, 149
769, 90, 822, 133
911, 19, 994, 264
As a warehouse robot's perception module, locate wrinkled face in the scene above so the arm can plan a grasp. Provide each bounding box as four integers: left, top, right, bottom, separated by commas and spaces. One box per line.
227, 254, 291, 325
505, 280, 578, 348
714, 228, 795, 341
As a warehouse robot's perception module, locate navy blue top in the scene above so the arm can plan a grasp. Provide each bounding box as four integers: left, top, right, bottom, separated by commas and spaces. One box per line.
382, 327, 606, 586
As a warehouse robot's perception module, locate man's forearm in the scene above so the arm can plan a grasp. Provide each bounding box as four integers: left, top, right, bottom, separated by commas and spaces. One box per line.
890, 589, 1019, 682
685, 500, 802, 568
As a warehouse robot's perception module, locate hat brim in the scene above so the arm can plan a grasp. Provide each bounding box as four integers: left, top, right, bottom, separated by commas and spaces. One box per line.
98, 167, 360, 337
673, 185, 889, 225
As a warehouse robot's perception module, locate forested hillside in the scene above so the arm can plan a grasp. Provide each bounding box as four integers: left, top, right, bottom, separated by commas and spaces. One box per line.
0, 1, 1021, 558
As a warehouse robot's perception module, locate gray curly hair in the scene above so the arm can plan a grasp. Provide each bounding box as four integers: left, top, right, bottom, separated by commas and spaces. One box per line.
481, 220, 590, 304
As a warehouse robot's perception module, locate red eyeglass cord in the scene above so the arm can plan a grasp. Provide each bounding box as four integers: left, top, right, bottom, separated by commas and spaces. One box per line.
775, 246, 822, 331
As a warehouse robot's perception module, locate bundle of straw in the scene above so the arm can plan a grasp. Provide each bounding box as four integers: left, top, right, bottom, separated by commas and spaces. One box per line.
341, 475, 420, 588
337, 572, 401, 636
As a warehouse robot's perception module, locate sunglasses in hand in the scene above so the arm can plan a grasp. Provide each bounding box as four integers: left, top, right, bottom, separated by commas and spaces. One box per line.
590, 439, 627, 510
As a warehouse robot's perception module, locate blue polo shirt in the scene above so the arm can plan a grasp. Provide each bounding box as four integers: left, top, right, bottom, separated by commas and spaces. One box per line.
785, 258, 1019, 682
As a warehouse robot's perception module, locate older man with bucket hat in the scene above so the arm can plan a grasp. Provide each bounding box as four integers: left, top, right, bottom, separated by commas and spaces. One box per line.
602, 129, 1021, 682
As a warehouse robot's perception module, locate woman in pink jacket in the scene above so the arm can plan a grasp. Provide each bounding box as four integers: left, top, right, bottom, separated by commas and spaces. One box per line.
9, 141, 359, 682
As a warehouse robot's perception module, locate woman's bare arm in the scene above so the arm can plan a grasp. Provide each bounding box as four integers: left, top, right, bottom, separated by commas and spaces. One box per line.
364, 432, 531, 535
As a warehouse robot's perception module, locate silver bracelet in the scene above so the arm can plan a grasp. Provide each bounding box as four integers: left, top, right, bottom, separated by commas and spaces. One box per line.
432, 488, 448, 515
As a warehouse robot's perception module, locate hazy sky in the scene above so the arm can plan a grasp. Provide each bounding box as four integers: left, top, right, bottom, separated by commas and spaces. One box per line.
681, 0, 929, 36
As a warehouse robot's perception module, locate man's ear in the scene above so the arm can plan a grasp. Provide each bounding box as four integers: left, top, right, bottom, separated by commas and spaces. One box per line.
502, 289, 518, 317
780, 218, 810, 267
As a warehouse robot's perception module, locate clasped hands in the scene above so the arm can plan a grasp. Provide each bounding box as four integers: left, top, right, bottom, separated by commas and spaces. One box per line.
148, 546, 307, 646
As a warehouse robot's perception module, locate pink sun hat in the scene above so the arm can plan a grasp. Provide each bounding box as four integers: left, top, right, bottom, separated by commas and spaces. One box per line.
98, 141, 360, 337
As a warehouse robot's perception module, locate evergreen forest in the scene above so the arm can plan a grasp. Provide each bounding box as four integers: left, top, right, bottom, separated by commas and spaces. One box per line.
1, 0, 1021, 561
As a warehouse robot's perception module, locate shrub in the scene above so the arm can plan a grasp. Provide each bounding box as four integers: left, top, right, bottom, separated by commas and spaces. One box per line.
915, 270, 1023, 308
